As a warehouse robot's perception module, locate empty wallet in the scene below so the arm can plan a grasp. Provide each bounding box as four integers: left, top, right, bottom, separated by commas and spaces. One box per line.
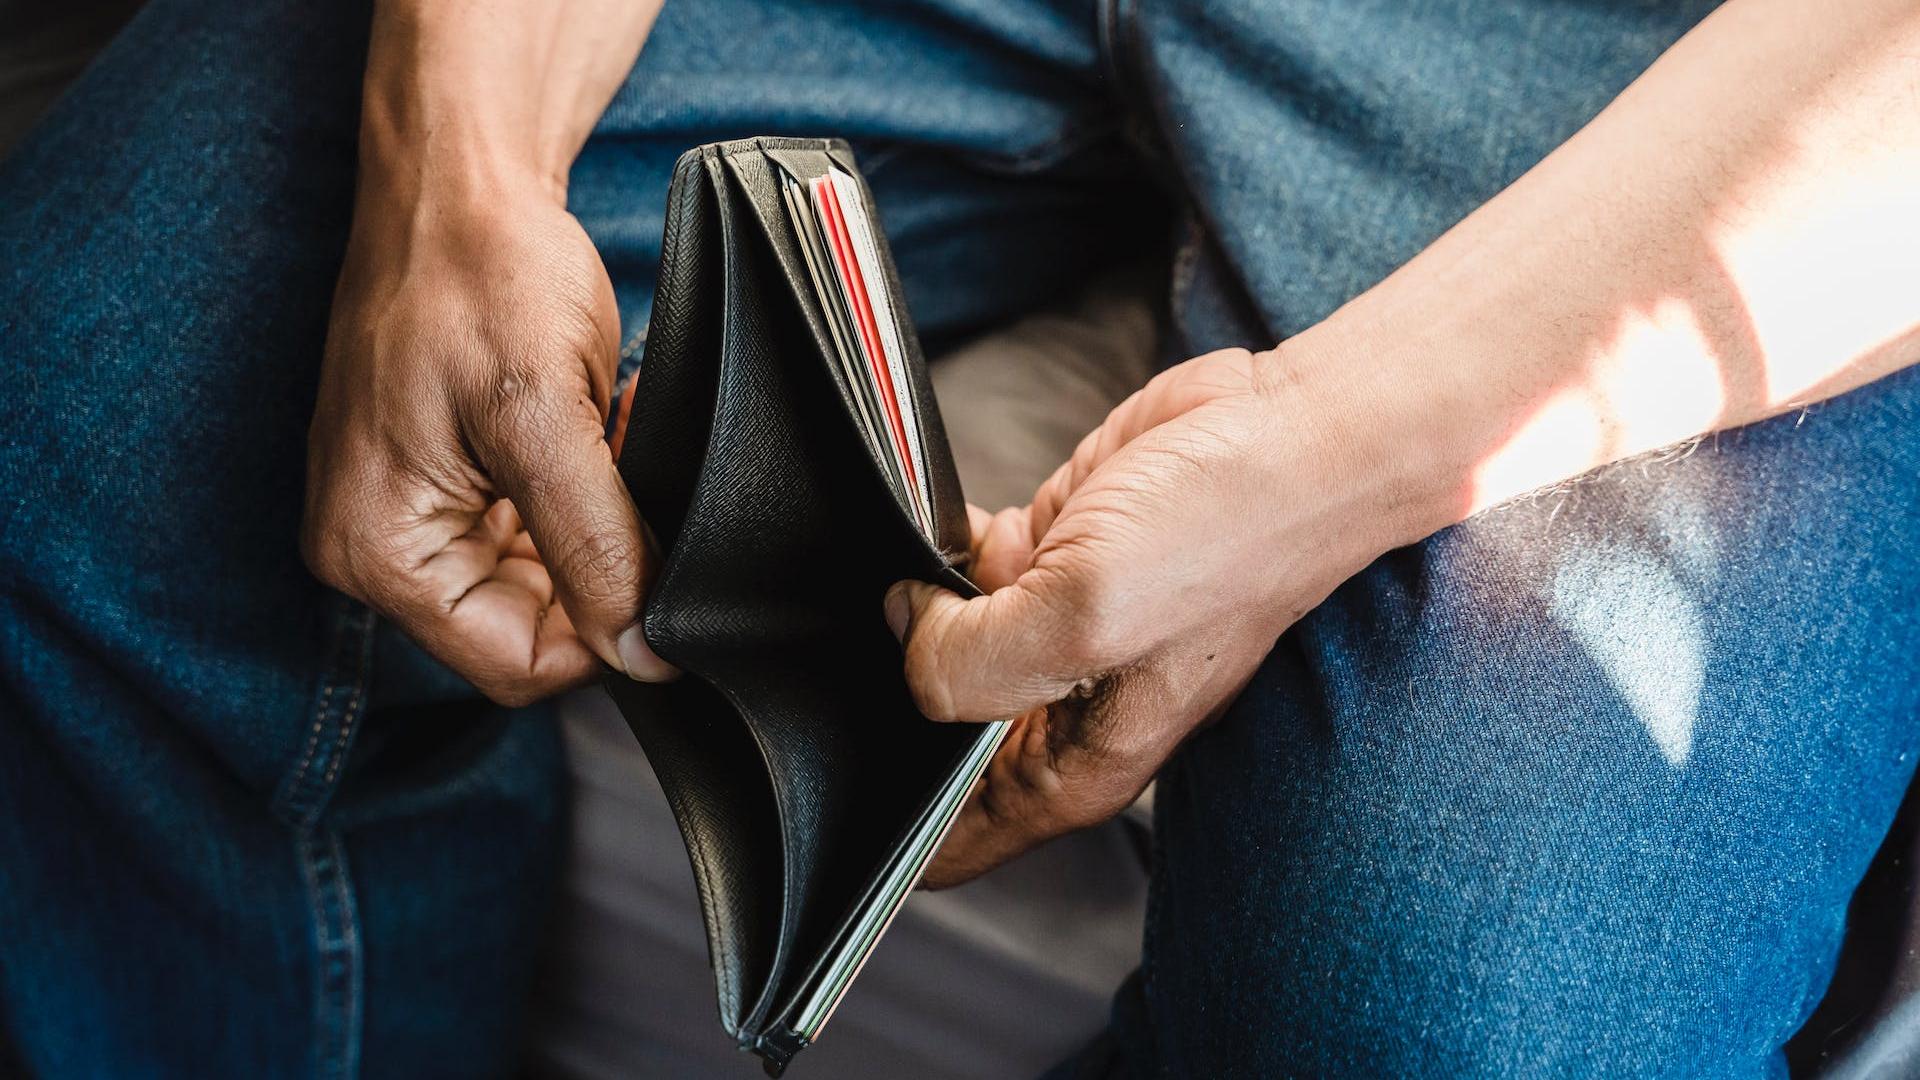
604, 137, 1009, 1075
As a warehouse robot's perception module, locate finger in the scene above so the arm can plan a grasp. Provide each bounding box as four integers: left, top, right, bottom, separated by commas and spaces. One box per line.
468, 373, 676, 682
431, 567, 600, 704
921, 709, 1058, 887
964, 503, 994, 561
503, 528, 540, 562
478, 503, 555, 606
886, 575, 1100, 723
970, 505, 1036, 594
1029, 347, 1257, 539
491, 548, 555, 606
307, 486, 601, 706
922, 688, 1153, 888
412, 501, 601, 697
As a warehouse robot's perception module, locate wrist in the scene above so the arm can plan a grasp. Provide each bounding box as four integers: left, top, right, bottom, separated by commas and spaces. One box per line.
1256, 324, 1482, 561
359, 2, 579, 209
354, 96, 565, 226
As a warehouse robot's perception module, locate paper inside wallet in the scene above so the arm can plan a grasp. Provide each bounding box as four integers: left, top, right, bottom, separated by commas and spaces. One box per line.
775, 162, 935, 537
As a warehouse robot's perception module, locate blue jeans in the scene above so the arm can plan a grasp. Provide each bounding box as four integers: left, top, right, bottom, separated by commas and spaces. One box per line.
3, 0, 1917, 1076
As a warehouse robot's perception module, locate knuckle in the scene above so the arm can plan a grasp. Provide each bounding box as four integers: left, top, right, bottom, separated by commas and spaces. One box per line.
479, 679, 543, 710
546, 525, 639, 606
1002, 754, 1111, 836
298, 514, 358, 593
976, 767, 1037, 832
1053, 584, 1127, 672
902, 641, 961, 722
473, 366, 561, 447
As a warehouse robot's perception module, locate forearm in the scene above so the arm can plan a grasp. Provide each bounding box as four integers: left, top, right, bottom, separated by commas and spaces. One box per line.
359, 0, 665, 205
1298, 0, 1920, 548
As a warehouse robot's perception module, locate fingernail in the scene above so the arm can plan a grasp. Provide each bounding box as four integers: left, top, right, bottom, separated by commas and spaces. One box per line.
617, 624, 678, 682
884, 583, 912, 643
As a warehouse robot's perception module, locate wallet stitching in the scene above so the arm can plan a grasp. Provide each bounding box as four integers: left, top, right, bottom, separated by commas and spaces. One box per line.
683, 803, 739, 1018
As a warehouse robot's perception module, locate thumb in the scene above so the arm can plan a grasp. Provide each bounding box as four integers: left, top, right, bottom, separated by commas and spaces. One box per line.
885, 578, 1088, 723
472, 382, 675, 682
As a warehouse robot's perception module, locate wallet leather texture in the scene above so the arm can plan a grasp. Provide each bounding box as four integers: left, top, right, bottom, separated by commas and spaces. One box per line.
605, 138, 997, 1075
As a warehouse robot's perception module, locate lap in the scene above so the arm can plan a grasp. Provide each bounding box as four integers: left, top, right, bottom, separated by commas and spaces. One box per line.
1134, 364, 1920, 1077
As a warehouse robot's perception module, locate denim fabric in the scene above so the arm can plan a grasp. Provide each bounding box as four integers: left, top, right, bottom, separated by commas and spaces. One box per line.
3, 0, 1915, 1077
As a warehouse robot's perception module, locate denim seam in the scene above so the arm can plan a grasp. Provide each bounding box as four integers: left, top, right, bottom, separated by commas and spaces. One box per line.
272, 598, 372, 1079
619, 323, 648, 363
273, 600, 375, 829
1104, 0, 1233, 361
298, 827, 363, 1080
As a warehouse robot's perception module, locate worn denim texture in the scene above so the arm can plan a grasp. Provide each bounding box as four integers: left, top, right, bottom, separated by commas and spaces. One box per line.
3, 0, 1916, 1077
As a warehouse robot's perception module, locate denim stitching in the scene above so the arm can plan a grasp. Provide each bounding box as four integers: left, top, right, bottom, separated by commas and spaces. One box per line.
319, 674, 365, 788
619, 323, 648, 363
315, 615, 374, 795
299, 827, 363, 1080
286, 683, 334, 806
274, 597, 374, 1079
274, 600, 375, 828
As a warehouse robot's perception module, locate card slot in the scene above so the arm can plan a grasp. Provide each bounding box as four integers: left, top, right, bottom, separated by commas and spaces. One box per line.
723, 145, 967, 565
818, 166, 933, 532
776, 174, 908, 504
760, 145, 974, 566
718, 149, 922, 541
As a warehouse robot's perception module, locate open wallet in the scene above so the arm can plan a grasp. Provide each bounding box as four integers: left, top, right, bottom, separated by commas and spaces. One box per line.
603, 137, 1010, 1075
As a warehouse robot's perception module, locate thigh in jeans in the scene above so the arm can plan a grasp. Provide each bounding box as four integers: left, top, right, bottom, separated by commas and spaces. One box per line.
0, 0, 1159, 1074
1127, 364, 1920, 1077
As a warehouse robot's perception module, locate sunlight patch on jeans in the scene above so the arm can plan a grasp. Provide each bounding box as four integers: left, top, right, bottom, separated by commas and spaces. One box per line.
1550, 545, 1706, 768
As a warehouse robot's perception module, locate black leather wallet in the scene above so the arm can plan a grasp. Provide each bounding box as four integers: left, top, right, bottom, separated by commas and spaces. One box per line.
605, 137, 1008, 1075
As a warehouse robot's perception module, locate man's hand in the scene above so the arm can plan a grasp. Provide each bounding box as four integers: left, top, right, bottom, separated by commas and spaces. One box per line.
304, 179, 672, 705
301, 0, 668, 705
889, 348, 1411, 886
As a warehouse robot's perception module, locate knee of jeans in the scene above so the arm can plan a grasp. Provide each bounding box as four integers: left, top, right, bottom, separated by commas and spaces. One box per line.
1143, 743, 1826, 1076
1131, 639, 1854, 1077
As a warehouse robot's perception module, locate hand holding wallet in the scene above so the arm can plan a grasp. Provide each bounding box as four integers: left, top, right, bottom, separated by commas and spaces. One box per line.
605, 137, 1009, 1075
